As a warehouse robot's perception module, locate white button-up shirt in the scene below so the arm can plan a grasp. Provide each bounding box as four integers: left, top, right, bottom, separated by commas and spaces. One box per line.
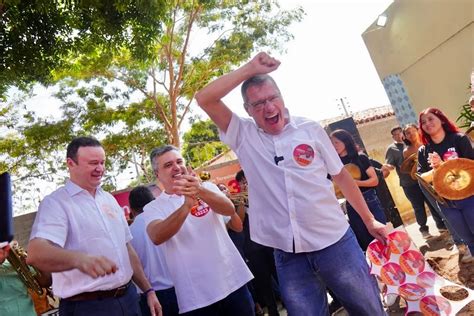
220, 113, 349, 253
143, 182, 253, 313
130, 213, 173, 291
30, 180, 133, 298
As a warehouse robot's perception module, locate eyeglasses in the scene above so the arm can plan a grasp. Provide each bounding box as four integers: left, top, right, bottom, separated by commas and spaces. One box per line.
246, 94, 281, 111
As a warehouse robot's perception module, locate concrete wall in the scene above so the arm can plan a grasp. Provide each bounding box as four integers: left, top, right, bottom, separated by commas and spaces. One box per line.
13, 212, 37, 248
362, 0, 473, 122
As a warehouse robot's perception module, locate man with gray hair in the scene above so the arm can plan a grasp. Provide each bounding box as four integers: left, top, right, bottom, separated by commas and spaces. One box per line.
195, 52, 388, 315
143, 145, 254, 315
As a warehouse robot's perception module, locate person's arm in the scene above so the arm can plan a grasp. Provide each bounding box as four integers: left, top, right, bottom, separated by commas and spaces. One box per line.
332, 168, 387, 243
146, 196, 194, 245
195, 52, 280, 133
355, 166, 379, 188
27, 238, 118, 278
226, 213, 243, 232
127, 243, 162, 316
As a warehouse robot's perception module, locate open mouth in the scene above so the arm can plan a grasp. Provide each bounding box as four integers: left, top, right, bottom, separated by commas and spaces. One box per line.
265, 113, 280, 125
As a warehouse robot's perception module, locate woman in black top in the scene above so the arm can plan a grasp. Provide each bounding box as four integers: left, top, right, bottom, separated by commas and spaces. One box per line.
417, 107, 474, 263
330, 129, 387, 251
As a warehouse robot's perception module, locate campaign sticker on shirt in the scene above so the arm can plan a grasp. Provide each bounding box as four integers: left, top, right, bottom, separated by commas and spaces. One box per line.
292, 144, 315, 166
101, 204, 117, 219
191, 199, 210, 217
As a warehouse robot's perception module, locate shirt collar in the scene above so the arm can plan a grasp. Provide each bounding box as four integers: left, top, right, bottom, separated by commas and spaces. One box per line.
65, 179, 102, 197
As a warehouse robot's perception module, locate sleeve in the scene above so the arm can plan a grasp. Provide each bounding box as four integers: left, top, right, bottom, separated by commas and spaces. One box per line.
142, 201, 167, 227
314, 123, 344, 175
29, 195, 69, 247
385, 146, 396, 165
358, 154, 372, 171
218, 112, 251, 153
455, 134, 474, 159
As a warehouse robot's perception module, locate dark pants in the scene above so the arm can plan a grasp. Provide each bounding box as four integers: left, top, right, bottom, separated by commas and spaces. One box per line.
418, 183, 464, 244
181, 285, 255, 316
440, 196, 474, 254
246, 247, 279, 316
347, 189, 387, 251
59, 283, 140, 316
402, 183, 444, 232
139, 287, 178, 316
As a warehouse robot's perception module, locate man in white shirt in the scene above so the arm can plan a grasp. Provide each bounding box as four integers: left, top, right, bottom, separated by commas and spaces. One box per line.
128, 185, 179, 316
27, 136, 162, 316
144, 145, 254, 315
195, 52, 388, 316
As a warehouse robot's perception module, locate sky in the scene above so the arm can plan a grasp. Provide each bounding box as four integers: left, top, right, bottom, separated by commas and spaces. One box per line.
221, 0, 393, 120
25, 0, 393, 124
10, 0, 395, 206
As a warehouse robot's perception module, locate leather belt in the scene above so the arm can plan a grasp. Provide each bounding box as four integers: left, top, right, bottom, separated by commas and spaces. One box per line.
64, 280, 132, 301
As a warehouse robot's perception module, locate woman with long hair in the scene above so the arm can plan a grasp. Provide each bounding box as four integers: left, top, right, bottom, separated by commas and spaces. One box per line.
330, 129, 387, 251
417, 107, 474, 263
404, 124, 463, 245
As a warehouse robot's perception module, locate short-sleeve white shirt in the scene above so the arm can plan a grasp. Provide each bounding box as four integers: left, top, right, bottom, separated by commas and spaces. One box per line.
143, 182, 253, 314
30, 180, 133, 298
129, 213, 173, 291
220, 113, 349, 253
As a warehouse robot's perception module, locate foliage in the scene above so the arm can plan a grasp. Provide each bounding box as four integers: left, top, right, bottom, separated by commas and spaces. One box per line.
1, 0, 303, 213
1, 82, 167, 193
456, 84, 473, 129
52, 0, 304, 147
0, 0, 167, 97
182, 119, 228, 168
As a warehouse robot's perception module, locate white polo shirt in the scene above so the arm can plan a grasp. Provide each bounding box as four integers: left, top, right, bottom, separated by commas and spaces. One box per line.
220, 112, 349, 253
129, 213, 173, 291
30, 180, 133, 298
143, 182, 253, 314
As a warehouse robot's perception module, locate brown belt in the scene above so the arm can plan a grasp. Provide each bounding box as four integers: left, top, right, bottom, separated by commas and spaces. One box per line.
64, 280, 132, 301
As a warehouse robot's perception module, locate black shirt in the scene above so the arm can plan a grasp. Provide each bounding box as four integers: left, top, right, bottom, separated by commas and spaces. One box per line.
418, 133, 474, 173
340, 154, 374, 192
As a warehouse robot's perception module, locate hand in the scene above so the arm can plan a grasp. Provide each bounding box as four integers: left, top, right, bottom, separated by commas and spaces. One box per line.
75, 254, 118, 278
381, 165, 391, 178
365, 219, 388, 244
146, 291, 162, 316
0, 245, 9, 264
173, 174, 202, 197
428, 152, 442, 169
248, 52, 281, 76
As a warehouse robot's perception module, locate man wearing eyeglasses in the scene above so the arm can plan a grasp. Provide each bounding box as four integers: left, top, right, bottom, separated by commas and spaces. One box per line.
195, 52, 388, 316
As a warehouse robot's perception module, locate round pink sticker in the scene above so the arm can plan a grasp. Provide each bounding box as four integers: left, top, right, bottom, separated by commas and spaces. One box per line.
367, 240, 390, 266
400, 250, 425, 275
380, 263, 406, 286
293, 144, 315, 166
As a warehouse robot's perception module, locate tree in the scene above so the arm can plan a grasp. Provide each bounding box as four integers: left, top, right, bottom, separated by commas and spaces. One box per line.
1, 0, 303, 213
0, 0, 167, 97
53, 0, 304, 146
182, 119, 228, 168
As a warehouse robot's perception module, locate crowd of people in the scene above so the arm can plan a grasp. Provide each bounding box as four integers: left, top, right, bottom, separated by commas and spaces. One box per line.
0, 52, 472, 316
